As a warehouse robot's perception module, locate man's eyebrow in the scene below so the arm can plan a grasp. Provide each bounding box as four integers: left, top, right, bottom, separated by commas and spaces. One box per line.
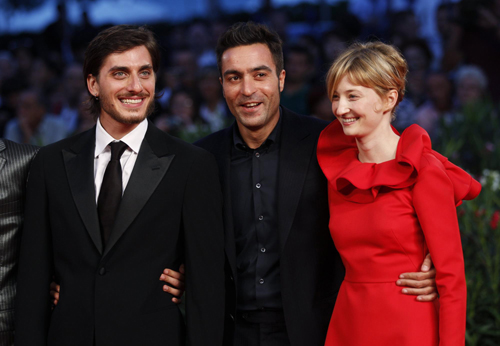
107, 64, 153, 73
108, 66, 130, 73
251, 65, 272, 73
223, 69, 241, 78
139, 64, 153, 70
223, 65, 273, 77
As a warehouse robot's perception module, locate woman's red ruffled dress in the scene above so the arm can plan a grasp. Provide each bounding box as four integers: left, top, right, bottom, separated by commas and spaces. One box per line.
317, 120, 481, 346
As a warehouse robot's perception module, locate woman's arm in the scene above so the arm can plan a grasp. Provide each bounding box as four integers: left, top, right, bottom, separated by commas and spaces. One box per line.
413, 154, 467, 346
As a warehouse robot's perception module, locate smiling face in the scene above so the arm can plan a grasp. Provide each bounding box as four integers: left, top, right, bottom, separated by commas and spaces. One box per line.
220, 43, 285, 141
87, 45, 155, 130
332, 75, 395, 139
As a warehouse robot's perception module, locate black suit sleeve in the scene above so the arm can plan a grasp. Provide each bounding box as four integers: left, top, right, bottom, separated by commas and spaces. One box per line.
15, 149, 52, 346
182, 150, 225, 346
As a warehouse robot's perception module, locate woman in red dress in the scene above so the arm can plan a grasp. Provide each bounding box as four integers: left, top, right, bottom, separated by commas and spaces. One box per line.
317, 42, 481, 345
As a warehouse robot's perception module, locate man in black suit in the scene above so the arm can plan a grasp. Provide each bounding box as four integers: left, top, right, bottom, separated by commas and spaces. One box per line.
0, 139, 37, 346
15, 25, 224, 346
166, 22, 436, 346
198, 23, 342, 346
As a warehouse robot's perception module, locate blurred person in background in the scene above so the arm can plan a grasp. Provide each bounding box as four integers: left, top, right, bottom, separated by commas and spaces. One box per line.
52, 63, 86, 133
401, 38, 433, 108
188, 20, 217, 68
0, 53, 25, 135
267, 10, 289, 42
436, 3, 463, 72
393, 39, 433, 131
210, 19, 230, 49
72, 90, 96, 135
155, 88, 210, 143
450, 65, 495, 170
308, 84, 335, 122
41, 2, 73, 64
415, 72, 455, 142
280, 45, 315, 115
71, 10, 99, 64
390, 10, 421, 48
0, 52, 15, 83
28, 58, 59, 100
455, 64, 490, 107
0, 81, 28, 137
4, 89, 67, 146
296, 34, 322, 75
10, 42, 35, 83
155, 66, 181, 112
170, 48, 198, 91
458, 0, 500, 101
320, 29, 349, 66
197, 66, 231, 132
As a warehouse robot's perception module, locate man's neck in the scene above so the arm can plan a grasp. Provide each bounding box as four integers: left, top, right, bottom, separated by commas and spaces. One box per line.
237, 112, 280, 149
99, 116, 141, 140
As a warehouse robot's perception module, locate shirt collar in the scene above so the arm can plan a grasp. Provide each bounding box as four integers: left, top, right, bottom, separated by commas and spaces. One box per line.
232, 107, 282, 151
95, 118, 148, 158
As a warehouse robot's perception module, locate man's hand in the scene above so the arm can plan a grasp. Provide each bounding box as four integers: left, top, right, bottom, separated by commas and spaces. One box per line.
159, 264, 185, 304
396, 253, 438, 302
50, 281, 60, 306
50, 263, 186, 306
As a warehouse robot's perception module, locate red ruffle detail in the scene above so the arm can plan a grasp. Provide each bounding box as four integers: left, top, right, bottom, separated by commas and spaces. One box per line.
317, 120, 481, 204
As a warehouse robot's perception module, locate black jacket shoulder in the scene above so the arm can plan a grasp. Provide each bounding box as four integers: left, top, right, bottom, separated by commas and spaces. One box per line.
281, 107, 330, 135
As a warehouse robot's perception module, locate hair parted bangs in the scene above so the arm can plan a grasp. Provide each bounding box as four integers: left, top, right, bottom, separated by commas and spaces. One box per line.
326, 41, 408, 114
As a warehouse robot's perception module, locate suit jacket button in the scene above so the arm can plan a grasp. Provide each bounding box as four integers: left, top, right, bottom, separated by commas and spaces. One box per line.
99, 267, 106, 275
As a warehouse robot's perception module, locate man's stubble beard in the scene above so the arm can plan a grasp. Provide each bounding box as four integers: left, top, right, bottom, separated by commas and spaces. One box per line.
100, 94, 156, 125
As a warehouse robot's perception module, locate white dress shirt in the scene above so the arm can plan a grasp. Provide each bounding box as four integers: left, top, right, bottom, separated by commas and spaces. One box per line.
94, 118, 148, 203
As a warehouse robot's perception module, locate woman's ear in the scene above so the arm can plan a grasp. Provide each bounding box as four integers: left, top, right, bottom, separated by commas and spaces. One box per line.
385, 89, 398, 112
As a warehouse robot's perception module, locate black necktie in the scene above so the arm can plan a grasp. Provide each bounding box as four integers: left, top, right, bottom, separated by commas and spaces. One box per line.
98, 141, 128, 246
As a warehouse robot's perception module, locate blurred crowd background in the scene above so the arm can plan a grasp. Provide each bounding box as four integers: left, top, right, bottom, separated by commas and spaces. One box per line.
0, 0, 498, 171
0, 0, 499, 344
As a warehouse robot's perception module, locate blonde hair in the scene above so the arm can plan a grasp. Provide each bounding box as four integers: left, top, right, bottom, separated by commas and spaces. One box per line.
326, 41, 408, 116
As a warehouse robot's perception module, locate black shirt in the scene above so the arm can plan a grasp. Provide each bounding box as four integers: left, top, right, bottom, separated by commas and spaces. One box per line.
230, 112, 282, 311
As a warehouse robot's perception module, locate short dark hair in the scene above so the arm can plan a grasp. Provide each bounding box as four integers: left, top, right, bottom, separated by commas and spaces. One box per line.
216, 21, 284, 77
83, 25, 161, 117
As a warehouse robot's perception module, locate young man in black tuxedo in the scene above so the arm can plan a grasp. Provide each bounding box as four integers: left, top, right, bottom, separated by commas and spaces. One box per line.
15, 25, 224, 346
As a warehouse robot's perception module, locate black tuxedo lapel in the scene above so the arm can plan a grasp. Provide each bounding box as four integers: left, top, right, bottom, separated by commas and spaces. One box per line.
63, 128, 102, 254
103, 125, 174, 258
277, 110, 316, 253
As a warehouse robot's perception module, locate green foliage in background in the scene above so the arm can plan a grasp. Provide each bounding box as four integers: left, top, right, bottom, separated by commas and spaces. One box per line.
436, 100, 500, 175
459, 171, 500, 345
435, 100, 500, 345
